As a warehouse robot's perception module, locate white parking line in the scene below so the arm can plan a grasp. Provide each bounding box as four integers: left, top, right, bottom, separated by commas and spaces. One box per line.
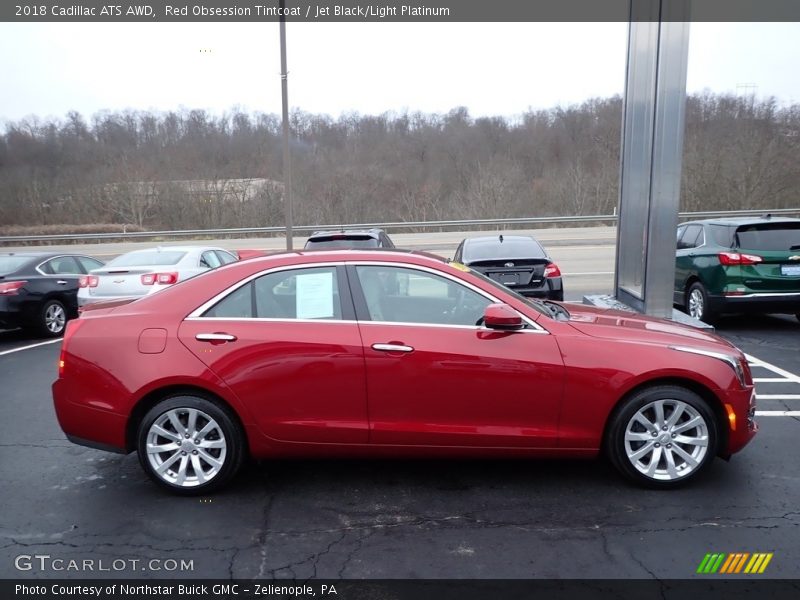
755, 395, 800, 401
746, 353, 800, 384
0, 339, 61, 356
755, 411, 800, 417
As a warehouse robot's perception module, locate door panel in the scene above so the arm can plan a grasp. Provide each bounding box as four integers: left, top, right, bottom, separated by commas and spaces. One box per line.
179, 319, 367, 443
178, 265, 367, 444
359, 323, 564, 447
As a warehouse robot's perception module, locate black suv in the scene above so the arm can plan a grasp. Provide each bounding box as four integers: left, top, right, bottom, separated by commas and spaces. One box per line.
304, 229, 396, 250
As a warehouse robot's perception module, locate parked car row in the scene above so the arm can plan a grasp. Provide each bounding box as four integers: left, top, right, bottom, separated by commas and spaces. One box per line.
1, 245, 240, 337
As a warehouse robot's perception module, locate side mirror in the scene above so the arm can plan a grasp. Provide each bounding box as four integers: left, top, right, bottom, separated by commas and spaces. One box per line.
483, 303, 524, 331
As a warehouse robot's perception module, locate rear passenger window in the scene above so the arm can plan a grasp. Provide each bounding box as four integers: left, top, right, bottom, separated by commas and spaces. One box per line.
200, 251, 221, 269
42, 256, 82, 274
202, 267, 342, 320
255, 267, 341, 319
678, 225, 703, 250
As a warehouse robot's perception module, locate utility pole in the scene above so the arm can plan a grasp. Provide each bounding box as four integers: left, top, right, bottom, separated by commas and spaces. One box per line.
279, 0, 293, 250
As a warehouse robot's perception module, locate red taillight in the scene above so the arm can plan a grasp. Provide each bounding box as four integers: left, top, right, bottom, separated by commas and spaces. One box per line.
79, 275, 99, 288
58, 318, 85, 378
544, 264, 562, 278
718, 252, 763, 266
141, 272, 178, 286
156, 272, 178, 285
0, 281, 26, 295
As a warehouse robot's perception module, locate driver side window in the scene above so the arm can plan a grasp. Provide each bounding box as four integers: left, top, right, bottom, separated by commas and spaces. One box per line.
355, 265, 491, 326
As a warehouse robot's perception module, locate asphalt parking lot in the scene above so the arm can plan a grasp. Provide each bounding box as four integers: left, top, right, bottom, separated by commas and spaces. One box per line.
1, 310, 798, 580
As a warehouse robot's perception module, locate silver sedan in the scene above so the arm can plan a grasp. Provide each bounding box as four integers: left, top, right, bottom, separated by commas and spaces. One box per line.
77, 246, 238, 307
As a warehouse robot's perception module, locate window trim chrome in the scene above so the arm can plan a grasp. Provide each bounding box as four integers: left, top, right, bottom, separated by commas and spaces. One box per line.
187, 259, 549, 334
35, 254, 100, 277
188, 262, 345, 318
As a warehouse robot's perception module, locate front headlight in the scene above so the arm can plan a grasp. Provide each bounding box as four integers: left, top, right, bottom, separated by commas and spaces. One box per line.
669, 345, 747, 388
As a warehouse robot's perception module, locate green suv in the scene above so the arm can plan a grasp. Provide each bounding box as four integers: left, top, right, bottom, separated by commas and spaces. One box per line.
674, 216, 800, 323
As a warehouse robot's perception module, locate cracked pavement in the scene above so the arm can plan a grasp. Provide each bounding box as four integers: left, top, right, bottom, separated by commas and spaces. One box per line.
1, 315, 799, 579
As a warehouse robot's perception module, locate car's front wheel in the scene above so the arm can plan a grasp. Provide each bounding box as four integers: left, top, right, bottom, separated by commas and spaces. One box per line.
606, 385, 718, 488
137, 395, 245, 495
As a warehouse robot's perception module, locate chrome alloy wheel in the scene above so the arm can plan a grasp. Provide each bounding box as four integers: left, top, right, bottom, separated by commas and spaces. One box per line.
624, 399, 709, 481
146, 408, 227, 488
688, 289, 704, 319
45, 303, 66, 333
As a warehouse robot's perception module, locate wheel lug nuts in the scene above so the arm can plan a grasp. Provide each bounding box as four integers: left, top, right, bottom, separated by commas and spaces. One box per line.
662, 426, 668, 431
655, 443, 660, 447
176, 441, 181, 446
667, 443, 672, 448
192, 450, 198, 455
184, 434, 190, 439
181, 451, 186, 456
651, 432, 658, 437
194, 439, 199, 444
671, 433, 676, 438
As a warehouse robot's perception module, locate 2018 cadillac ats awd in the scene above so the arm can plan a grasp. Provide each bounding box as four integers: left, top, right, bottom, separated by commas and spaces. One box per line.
53, 250, 758, 494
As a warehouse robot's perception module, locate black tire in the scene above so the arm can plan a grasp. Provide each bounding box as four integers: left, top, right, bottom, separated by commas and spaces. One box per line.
606, 385, 718, 489
686, 281, 717, 324
796, 313, 800, 324
37, 299, 67, 338
137, 395, 245, 495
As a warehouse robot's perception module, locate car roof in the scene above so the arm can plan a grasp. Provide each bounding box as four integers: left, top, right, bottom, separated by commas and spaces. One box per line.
680, 216, 800, 227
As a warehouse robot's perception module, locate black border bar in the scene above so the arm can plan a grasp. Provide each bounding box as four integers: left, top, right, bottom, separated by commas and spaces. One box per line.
3, 0, 800, 22
5, 580, 800, 600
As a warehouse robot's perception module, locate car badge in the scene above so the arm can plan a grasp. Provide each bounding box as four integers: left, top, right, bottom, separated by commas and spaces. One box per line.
114, 279, 125, 283
504, 262, 515, 267
790, 255, 800, 261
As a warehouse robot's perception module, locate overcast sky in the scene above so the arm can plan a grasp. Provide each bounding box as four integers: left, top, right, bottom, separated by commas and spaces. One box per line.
1, 22, 798, 123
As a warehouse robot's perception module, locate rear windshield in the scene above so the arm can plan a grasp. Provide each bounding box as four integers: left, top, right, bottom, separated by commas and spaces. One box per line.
0, 255, 32, 275
107, 250, 187, 267
735, 223, 800, 251
305, 237, 379, 249
463, 239, 545, 262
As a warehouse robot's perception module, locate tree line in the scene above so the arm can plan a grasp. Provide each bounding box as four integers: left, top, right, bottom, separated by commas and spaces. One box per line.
1, 92, 798, 234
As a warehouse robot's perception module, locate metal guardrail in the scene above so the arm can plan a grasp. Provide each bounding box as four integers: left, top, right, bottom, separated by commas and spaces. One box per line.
1, 207, 798, 244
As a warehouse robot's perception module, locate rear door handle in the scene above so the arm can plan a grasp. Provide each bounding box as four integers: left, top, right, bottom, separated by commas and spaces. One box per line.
372, 343, 414, 353
196, 333, 237, 343
56, 280, 68, 285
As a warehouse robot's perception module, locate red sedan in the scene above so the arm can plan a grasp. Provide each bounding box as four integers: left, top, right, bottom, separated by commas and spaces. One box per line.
53, 251, 757, 494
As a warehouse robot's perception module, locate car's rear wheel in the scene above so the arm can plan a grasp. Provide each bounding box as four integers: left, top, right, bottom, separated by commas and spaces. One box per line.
606, 385, 718, 488
137, 395, 245, 495
686, 281, 716, 324
37, 299, 67, 337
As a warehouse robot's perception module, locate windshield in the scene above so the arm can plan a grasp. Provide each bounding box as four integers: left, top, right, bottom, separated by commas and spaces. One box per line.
461, 264, 551, 317
107, 250, 187, 267
0, 256, 33, 275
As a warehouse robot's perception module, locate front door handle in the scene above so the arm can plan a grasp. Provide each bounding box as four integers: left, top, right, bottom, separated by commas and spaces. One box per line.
196, 333, 237, 343
372, 343, 414, 353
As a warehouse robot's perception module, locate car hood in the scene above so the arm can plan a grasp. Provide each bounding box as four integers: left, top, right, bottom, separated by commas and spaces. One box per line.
564, 303, 738, 352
